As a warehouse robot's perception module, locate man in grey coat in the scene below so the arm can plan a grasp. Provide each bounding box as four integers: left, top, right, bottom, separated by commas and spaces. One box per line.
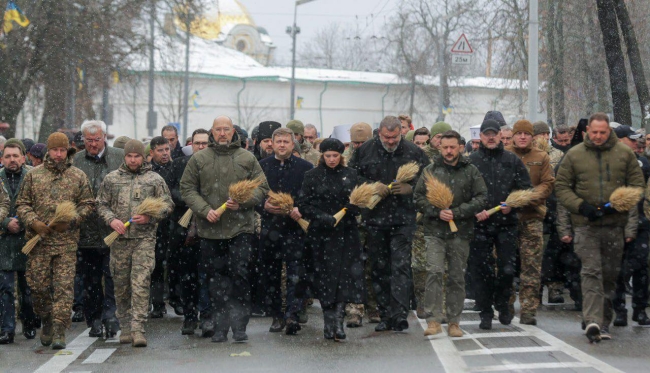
73, 120, 124, 338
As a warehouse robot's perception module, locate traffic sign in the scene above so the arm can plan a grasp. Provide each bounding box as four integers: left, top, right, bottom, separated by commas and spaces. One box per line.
452, 54, 471, 65
451, 33, 473, 54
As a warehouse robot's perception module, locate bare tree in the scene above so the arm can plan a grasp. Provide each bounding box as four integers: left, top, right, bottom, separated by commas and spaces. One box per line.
237, 91, 275, 132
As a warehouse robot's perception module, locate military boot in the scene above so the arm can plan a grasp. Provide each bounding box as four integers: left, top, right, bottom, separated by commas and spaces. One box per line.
131, 331, 147, 347
448, 323, 463, 337
423, 321, 442, 336
119, 328, 132, 344
104, 317, 120, 338
548, 285, 565, 304
613, 310, 628, 327
346, 314, 362, 328
520, 313, 537, 325
51, 323, 66, 350
40, 315, 53, 347
633, 309, 650, 326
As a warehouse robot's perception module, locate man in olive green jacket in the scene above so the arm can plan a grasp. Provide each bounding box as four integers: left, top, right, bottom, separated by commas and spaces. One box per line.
414, 130, 487, 338
180, 116, 269, 343
556, 113, 645, 343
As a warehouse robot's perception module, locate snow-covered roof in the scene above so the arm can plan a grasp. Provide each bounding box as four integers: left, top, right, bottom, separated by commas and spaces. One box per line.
127, 30, 521, 90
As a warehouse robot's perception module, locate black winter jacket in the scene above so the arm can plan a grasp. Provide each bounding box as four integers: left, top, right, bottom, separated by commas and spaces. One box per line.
469, 142, 532, 227
348, 136, 430, 227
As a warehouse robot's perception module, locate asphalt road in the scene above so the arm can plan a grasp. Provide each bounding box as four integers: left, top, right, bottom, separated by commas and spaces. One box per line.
1, 294, 649, 373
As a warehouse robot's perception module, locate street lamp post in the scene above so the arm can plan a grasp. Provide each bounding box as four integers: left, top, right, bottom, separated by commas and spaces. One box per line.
288, 0, 316, 120
528, 0, 539, 122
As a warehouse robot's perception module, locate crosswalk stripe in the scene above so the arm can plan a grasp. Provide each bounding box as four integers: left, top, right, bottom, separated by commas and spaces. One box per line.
33, 328, 95, 373
82, 348, 117, 364
469, 362, 591, 372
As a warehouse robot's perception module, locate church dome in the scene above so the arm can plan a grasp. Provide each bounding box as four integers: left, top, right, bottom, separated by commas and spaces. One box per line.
175, 0, 255, 40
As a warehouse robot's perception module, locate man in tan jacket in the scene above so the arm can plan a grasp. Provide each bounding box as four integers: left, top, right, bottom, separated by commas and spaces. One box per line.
506, 119, 555, 325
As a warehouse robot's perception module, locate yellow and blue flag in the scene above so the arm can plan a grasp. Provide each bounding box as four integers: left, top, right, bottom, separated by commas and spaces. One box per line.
3, 1, 30, 34
296, 96, 304, 109
191, 90, 200, 109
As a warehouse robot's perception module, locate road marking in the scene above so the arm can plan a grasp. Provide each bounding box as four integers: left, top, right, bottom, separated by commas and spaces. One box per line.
418, 314, 624, 373
105, 330, 121, 343
460, 346, 559, 356
469, 362, 591, 372
82, 348, 117, 364
33, 328, 96, 373
417, 318, 469, 371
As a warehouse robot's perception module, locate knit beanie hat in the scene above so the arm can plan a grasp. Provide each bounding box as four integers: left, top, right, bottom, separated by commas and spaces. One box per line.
286, 120, 305, 135
430, 122, 452, 137
513, 119, 534, 136
405, 130, 415, 141
4, 138, 25, 155
350, 122, 373, 142
533, 121, 550, 135
113, 136, 131, 149
484, 111, 507, 127
319, 138, 345, 154
47, 132, 70, 150
124, 139, 145, 157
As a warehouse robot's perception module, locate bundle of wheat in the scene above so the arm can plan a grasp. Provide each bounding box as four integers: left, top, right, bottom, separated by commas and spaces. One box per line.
267, 190, 310, 233
607, 186, 644, 212
214, 178, 264, 217
424, 173, 458, 232
333, 183, 376, 226
178, 209, 193, 228
368, 162, 420, 210
22, 201, 78, 254
486, 189, 538, 216
104, 197, 169, 246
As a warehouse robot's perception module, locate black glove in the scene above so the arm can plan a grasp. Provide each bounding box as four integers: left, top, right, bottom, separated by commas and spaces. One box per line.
345, 204, 361, 217
599, 204, 618, 215
579, 202, 603, 222
323, 215, 337, 227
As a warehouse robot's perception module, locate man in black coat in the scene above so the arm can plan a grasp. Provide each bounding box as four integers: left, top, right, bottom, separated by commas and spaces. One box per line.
149, 136, 183, 318
349, 115, 430, 332
162, 124, 185, 160
258, 128, 313, 335
468, 119, 532, 330
170, 129, 212, 336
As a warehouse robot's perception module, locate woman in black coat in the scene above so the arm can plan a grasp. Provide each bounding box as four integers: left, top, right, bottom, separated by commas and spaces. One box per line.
298, 138, 365, 341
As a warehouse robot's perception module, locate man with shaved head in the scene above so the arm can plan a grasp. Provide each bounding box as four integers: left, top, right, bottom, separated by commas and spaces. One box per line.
181, 116, 269, 343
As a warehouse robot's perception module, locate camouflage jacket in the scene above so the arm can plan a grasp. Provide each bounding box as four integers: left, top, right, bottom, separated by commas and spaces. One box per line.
300, 140, 321, 166
97, 163, 174, 240
16, 155, 95, 247
548, 147, 564, 171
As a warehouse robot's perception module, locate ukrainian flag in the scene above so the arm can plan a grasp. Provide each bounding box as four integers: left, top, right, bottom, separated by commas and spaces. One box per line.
3, 1, 30, 34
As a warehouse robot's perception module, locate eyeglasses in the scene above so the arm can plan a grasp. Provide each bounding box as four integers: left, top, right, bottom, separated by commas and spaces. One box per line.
85, 137, 103, 144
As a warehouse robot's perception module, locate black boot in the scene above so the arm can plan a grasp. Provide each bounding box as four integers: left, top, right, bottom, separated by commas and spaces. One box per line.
71, 307, 84, 323
0, 331, 15, 344
150, 304, 166, 319
479, 315, 492, 330
182, 319, 198, 335
374, 320, 392, 332
211, 331, 228, 343
285, 318, 301, 335
269, 317, 286, 333
323, 307, 335, 340
633, 309, 650, 326
22, 320, 36, 340
613, 310, 628, 327
200, 318, 215, 338
334, 303, 346, 340
88, 319, 103, 337
104, 317, 119, 338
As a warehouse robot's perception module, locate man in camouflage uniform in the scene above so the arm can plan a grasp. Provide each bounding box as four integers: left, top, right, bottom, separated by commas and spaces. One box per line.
533, 122, 564, 168
97, 139, 173, 347
506, 120, 555, 325
16, 132, 95, 350
286, 120, 320, 166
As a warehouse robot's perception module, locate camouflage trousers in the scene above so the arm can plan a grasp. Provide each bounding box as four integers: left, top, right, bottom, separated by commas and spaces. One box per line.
515, 219, 544, 316
411, 225, 427, 307
26, 244, 77, 328
346, 227, 378, 318
110, 238, 155, 334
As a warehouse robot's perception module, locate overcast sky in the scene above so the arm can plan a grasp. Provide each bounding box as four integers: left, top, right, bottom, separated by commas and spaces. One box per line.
238, 0, 399, 65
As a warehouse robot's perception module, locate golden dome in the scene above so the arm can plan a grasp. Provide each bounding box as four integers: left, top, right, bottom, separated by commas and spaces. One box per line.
175, 0, 255, 40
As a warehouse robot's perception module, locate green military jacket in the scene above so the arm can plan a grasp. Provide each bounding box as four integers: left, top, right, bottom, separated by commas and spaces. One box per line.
0, 167, 22, 270
300, 140, 321, 166
16, 154, 95, 248
556, 131, 645, 229
97, 163, 174, 240
414, 154, 488, 239
180, 133, 269, 240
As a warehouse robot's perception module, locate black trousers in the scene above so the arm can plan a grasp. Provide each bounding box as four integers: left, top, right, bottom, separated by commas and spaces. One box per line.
151, 220, 182, 308
469, 225, 518, 319
366, 225, 415, 323
78, 248, 116, 325
0, 270, 38, 332
201, 234, 252, 332
541, 225, 582, 304
614, 227, 649, 312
